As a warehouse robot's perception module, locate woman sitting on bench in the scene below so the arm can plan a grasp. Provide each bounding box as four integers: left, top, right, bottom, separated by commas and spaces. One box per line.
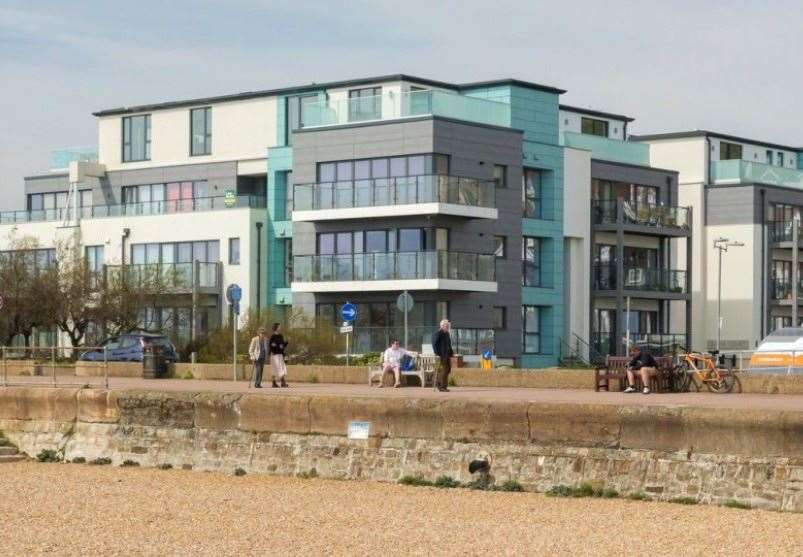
380, 340, 410, 388
624, 346, 657, 394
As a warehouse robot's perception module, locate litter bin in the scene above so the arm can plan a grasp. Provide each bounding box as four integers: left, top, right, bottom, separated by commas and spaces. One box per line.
142, 346, 168, 379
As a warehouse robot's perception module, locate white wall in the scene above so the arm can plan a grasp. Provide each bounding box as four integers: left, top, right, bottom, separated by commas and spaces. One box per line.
709, 138, 797, 168
563, 147, 591, 341
559, 110, 626, 140
0, 208, 263, 322
97, 96, 278, 172
643, 137, 708, 184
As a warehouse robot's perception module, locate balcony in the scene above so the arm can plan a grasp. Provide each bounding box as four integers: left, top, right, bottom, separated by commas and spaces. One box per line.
712, 160, 803, 189
0, 195, 266, 225
561, 132, 650, 166
297, 90, 511, 130
291, 251, 496, 293
593, 265, 688, 296
292, 175, 497, 221
770, 279, 803, 302
768, 220, 803, 244
49, 147, 98, 171
105, 262, 221, 293
592, 199, 691, 235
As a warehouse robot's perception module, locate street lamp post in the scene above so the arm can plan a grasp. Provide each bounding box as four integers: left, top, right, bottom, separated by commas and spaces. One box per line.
713, 237, 744, 352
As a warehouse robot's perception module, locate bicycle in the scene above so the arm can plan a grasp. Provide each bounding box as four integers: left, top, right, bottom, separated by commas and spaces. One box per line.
670, 351, 739, 394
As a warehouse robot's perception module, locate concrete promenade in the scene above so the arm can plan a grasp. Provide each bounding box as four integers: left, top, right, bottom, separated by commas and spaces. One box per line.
3, 375, 803, 412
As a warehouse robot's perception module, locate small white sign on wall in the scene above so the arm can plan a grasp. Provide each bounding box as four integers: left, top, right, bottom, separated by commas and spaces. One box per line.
347, 421, 370, 440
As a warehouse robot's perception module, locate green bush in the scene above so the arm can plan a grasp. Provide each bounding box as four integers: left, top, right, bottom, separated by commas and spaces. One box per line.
297, 469, 319, 479
628, 492, 650, 501
121, 459, 140, 467
71, 457, 86, 464
723, 499, 751, 510
546, 483, 617, 499
601, 488, 619, 499
496, 480, 524, 492
234, 467, 247, 476
308, 373, 320, 384
158, 463, 173, 470
447, 376, 457, 387
36, 449, 62, 463
434, 475, 461, 488
399, 475, 433, 487
669, 496, 698, 505
546, 484, 574, 497
89, 457, 112, 466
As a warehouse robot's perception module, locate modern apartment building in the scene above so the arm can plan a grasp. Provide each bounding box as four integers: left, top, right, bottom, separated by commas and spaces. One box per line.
1, 73, 696, 365
633, 131, 803, 351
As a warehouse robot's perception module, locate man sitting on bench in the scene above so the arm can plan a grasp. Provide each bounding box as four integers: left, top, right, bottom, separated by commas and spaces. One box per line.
624, 346, 657, 394
380, 340, 410, 388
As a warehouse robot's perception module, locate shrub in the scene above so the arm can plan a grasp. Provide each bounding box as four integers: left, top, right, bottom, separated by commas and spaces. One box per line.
496, 480, 524, 492
669, 496, 698, 505
466, 475, 494, 491
121, 459, 140, 467
434, 476, 461, 489
601, 488, 619, 499
723, 499, 751, 510
234, 467, 247, 476
181, 371, 194, 380
628, 492, 650, 501
399, 475, 433, 487
447, 375, 457, 387
546, 483, 617, 498
297, 469, 318, 479
308, 373, 320, 384
36, 449, 62, 463
158, 463, 173, 470
546, 484, 574, 497
72, 457, 86, 464
574, 482, 597, 497
89, 457, 112, 466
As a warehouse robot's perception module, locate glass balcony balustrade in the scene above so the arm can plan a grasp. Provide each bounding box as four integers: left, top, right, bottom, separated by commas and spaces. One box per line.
591, 199, 690, 231
712, 160, 803, 189
293, 175, 495, 212
593, 265, 687, 293
104, 262, 219, 291
293, 251, 495, 284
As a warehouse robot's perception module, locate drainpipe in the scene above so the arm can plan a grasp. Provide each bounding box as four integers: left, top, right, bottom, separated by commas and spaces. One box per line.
121, 228, 130, 265
760, 188, 766, 339
256, 221, 263, 318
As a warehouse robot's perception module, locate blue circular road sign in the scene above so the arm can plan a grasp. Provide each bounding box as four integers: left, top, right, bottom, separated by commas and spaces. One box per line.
226, 284, 242, 304
482, 349, 493, 360
341, 302, 357, 322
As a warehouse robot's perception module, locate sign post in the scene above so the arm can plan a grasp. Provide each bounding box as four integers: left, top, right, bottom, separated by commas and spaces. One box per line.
396, 291, 414, 349
340, 303, 357, 366
226, 284, 242, 381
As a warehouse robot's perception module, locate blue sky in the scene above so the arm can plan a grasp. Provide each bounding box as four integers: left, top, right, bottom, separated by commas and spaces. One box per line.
1, 0, 801, 209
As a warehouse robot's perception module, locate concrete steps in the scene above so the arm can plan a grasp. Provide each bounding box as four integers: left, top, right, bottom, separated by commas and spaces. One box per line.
0, 435, 25, 463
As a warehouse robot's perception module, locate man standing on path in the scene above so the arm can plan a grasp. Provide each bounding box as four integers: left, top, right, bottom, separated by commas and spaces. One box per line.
431, 319, 454, 392
248, 327, 268, 388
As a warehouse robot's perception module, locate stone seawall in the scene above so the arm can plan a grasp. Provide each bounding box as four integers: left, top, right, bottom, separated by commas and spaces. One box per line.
1, 387, 801, 511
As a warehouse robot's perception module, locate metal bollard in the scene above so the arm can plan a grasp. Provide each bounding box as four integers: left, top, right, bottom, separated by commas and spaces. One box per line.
52, 346, 57, 387
2, 347, 6, 387
104, 347, 109, 389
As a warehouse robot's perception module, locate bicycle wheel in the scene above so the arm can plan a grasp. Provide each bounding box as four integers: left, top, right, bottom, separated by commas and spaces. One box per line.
705, 368, 736, 394
669, 364, 690, 393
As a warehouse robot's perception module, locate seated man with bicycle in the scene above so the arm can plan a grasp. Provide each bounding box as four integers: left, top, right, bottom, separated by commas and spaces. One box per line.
624, 346, 658, 394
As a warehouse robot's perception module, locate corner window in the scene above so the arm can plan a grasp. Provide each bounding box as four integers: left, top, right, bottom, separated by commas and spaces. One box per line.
285, 94, 319, 145
493, 164, 507, 188
766, 150, 774, 165
523, 168, 542, 218
348, 87, 382, 122
228, 238, 240, 265
122, 114, 151, 162
720, 141, 742, 161
522, 306, 541, 353
778, 152, 785, 167
190, 107, 212, 156
581, 117, 609, 137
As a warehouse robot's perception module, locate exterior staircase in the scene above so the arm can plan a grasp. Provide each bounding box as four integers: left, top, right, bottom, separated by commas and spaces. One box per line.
0, 432, 25, 463
560, 333, 607, 367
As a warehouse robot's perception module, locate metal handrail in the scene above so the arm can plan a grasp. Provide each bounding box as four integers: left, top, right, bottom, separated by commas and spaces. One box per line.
1, 346, 109, 389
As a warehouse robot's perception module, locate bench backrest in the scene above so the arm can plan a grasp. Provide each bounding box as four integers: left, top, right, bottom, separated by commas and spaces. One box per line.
605, 355, 673, 370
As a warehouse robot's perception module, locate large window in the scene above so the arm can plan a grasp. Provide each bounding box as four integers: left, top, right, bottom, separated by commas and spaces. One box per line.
283, 239, 293, 287
122, 114, 151, 162
284, 171, 294, 219
190, 107, 212, 156
494, 236, 506, 259
316, 228, 446, 255
85, 245, 104, 287
720, 141, 743, 161
28, 190, 92, 216
522, 306, 541, 353
131, 240, 219, 264
522, 236, 540, 287
317, 154, 449, 182
348, 87, 382, 122
523, 168, 542, 218
581, 117, 609, 137
122, 181, 209, 212
493, 306, 506, 330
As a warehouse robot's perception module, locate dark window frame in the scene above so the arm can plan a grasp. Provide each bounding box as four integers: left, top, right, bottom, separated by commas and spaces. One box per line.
581, 117, 609, 137
122, 114, 151, 162
493, 306, 506, 330
522, 236, 541, 287
190, 107, 212, 156
720, 141, 743, 161
494, 236, 506, 259
348, 87, 382, 122
493, 164, 507, 188
522, 305, 541, 354
228, 238, 240, 265
523, 168, 542, 219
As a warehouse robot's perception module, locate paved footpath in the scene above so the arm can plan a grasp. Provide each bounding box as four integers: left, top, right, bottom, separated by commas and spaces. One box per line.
4, 375, 802, 412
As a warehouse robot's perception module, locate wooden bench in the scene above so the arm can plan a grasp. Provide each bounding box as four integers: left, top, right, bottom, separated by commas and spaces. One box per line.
368, 354, 438, 387
594, 355, 674, 392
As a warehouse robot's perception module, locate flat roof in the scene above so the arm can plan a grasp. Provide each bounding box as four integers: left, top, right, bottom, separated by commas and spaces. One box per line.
92, 74, 566, 117
559, 104, 635, 123
631, 130, 800, 153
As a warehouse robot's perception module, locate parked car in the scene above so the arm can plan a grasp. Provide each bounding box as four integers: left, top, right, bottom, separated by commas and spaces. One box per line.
79, 333, 179, 363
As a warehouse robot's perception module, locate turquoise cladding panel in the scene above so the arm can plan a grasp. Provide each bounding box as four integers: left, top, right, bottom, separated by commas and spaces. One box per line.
798, 152, 803, 170
464, 85, 564, 368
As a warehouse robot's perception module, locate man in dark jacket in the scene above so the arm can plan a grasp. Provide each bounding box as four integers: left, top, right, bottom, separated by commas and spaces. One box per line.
624, 346, 657, 394
431, 319, 454, 392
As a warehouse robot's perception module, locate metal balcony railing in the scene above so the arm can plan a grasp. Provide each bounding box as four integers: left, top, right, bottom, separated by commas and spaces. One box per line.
293, 251, 496, 283
591, 199, 690, 231
104, 262, 220, 291
293, 174, 495, 211
593, 265, 688, 293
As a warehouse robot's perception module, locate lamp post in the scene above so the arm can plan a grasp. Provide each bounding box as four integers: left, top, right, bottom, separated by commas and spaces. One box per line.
713, 237, 744, 352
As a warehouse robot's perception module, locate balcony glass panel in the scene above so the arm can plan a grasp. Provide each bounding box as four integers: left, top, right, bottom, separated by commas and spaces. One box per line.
712, 160, 803, 189
593, 265, 687, 293
591, 200, 690, 230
